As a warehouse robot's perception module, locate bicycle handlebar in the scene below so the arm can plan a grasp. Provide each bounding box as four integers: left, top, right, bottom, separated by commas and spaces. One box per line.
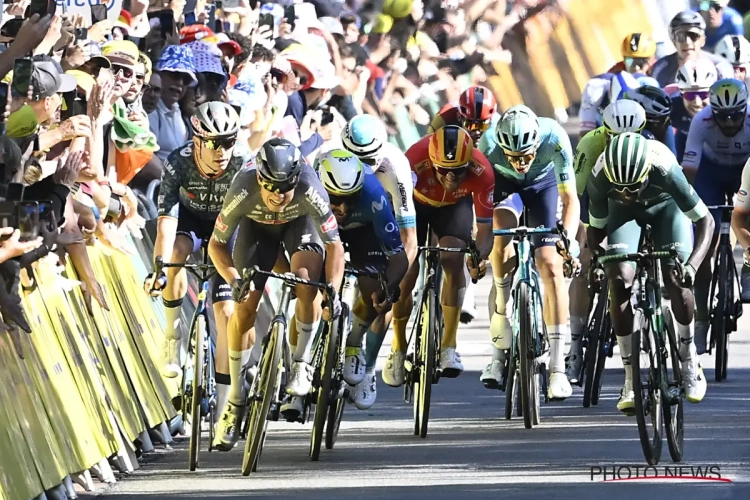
706, 204, 734, 212
154, 256, 216, 272
241, 265, 335, 296
417, 243, 482, 284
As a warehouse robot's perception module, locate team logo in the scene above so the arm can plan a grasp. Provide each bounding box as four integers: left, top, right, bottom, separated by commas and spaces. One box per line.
321, 214, 338, 232
215, 214, 228, 232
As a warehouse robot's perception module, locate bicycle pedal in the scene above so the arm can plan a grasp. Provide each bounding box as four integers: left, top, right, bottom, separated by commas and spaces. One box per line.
483, 379, 501, 390
621, 408, 636, 417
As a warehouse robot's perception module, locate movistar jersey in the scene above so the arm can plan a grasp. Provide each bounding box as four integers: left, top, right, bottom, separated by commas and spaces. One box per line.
479, 116, 576, 192
587, 140, 709, 229
158, 141, 251, 220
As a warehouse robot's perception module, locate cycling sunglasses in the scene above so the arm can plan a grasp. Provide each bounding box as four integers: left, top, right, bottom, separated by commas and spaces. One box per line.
613, 179, 648, 196
682, 90, 709, 101
700, 1, 723, 12
259, 177, 296, 194
434, 164, 469, 177
202, 136, 237, 150
503, 148, 537, 168
672, 30, 703, 43
112, 64, 135, 79
328, 191, 361, 207
713, 108, 746, 125
624, 57, 650, 68
461, 119, 490, 133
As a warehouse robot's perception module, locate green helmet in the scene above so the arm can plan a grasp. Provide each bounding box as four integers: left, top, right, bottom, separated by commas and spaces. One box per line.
603, 132, 650, 185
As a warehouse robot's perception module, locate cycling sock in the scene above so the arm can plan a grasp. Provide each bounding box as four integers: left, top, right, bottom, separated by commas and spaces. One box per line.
493, 275, 512, 315
569, 316, 586, 354
347, 302, 372, 347
441, 305, 461, 349
365, 328, 385, 369
228, 349, 251, 405
162, 297, 183, 340
676, 321, 695, 360
391, 315, 410, 353
294, 320, 320, 363
215, 372, 231, 415
617, 335, 633, 382
491, 345, 505, 363
548, 324, 569, 373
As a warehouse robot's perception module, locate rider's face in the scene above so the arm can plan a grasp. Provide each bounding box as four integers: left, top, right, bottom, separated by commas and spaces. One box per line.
613, 179, 648, 205
258, 177, 295, 212
194, 137, 235, 173
504, 149, 537, 174
681, 88, 709, 117
713, 107, 746, 137
673, 30, 705, 60
434, 165, 467, 192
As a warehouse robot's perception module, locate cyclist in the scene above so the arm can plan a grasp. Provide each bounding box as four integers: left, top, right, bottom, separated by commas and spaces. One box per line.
713, 34, 750, 80
624, 85, 677, 155
209, 138, 346, 451
427, 86, 499, 323
391, 125, 495, 380
479, 105, 579, 399
317, 149, 408, 409
682, 78, 750, 354
565, 100, 648, 383
579, 71, 641, 138
671, 59, 718, 162
730, 160, 750, 301
587, 133, 712, 409
148, 102, 245, 418
698, 0, 744, 52
606, 33, 657, 75
650, 10, 733, 88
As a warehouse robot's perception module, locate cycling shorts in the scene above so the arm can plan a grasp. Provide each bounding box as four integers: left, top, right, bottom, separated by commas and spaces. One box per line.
694, 157, 743, 233
232, 216, 325, 290
415, 195, 473, 246
341, 225, 387, 272
579, 191, 589, 225
493, 170, 562, 248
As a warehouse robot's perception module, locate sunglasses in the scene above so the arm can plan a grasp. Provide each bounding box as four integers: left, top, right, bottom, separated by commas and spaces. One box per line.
293, 70, 309, 87
358, 155, 378, 166
270, 68, 288, 84
329, 192, 360, 206
624, 57, 650, 68
613, 180, 647, 195
682, 90, 709, 101
700, 1, 723, 11
504, 149, 537, 167
461, 119, 490, 132
202, 136, 236, 150
259, 177, 296, 194
112, 64, 134, 79
673, 30, 703, 43
713, 109, 746, 124
434, 164, 469, 177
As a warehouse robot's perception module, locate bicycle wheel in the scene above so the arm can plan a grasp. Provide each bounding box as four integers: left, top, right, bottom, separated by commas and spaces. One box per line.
583, 285, 607, 408
591, 314, 612, 406
326, 308, 350, 450
241, 324, 283, 475
504, 348, 517, 420
310, 320, 337, 461
517, 283, 535, 429
188, 315, 206, 471
415, 288, 437, 438
713, 247, 729, 382
662, 306, 684, 463
632, 309, 663, 465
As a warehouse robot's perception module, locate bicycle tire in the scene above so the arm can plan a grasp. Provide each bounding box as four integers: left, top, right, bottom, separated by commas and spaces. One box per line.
416, 288, 436, 438
662, 306, 684, 463
188, 315, 206, 471
242, 324, 282, 475
632, 309, 663, 465
591, 315, 612, 406
713, 247, 729, 382
517, 283, 535, 429
504, 349, 517, 420
583, 284, 607, 407
310, 320, 337, 461
325, 308, 350, 450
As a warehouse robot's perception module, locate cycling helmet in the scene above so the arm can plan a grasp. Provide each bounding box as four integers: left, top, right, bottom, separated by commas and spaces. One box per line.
676, 58, 718, 90
317, 149, 365, 196
714, 34, 750, 66
608, 71, 640, 103
256, 138, 303, 190
190, 101, 241, 138
341, 114, 387, 159
709, 78, 749, 111
624, 86, 672, 120
496, 105, 540, 152
458, 86, 497, 122
603, 132, 650, 186
669, 10, 706, 35
602, 100, 647, 134
428, 125, 473, 167
621, 33, 656, 59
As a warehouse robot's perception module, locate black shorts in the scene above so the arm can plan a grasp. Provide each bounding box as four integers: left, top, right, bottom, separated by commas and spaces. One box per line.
415, 196, 473, 246
233, 216, 325, 289
341, 225, 387, 273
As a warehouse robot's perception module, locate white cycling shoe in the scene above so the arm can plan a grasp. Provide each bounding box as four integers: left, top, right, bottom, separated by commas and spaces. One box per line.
213, 400, 246, 452
547, 372, 572, 400
617, 380, 635, 414
681, 358, 707, 403
161, 339, 181, 379
480, 360, 503, 389
439, 347, 463, 378
344, 347, 366, 385
286, 361, 314, 397
382, 349, 406, 387
352, 372, 377, 410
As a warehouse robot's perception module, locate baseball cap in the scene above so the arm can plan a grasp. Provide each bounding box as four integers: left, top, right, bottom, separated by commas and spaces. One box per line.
101, 40, 140, 67
212, 33, 243, 57
12, 60, 77, 100
180, 25, 215, 44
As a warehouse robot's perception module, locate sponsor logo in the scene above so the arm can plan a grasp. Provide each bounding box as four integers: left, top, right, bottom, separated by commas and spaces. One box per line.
740, 189, 748, 196
385, 222, 397, 233
560, 173, 570, 182
163, 161, 175, 175
214, 214, 228, 232
469, 163, 484, 175
607, 242, 628, 250
398, 182, 408, 208
305, 186, 329, 215
427, 177, 436, 186
372, 195, 387, 212
180, 146, 192, 157
301, 234, 312, 244
321, 214, 338, 233
185, 190, 196, 199
415, 160, 430, 174
221, 189, 248, 215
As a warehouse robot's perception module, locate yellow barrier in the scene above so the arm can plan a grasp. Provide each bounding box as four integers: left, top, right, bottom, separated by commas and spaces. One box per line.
1, 236, 176, 499
486, 0, 658, 116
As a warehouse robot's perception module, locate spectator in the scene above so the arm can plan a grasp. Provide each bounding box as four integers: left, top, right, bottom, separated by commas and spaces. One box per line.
699, 0, 744, 51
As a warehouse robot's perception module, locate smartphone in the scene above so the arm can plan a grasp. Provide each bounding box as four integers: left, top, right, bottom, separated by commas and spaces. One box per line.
160, 11, 175, 38
283, 5, 295, 30
12, 58, 33, 97
28, 0, 54, 18
37, 201, 54, 231
321, 109, 334, 126
75, 27, 88, 41
0, 82, 8, 136
5, 182, 25, 201
91, 4, 107, 24
0, 18, 24, 39
17, 201, 39, 241
184, 12, 197, 26
259, 12, 275, 32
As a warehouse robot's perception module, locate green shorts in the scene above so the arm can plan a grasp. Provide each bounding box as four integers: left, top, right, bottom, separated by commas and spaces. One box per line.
605, 198, 692, 266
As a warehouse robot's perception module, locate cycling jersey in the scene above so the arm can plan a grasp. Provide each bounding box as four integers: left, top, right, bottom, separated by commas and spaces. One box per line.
368, 142, 417, 229
578, 75, 613, 132
212, 163, 340, 244
338, 171, 404, 257
650, 52, 733, 89
682, 105, 750, 170
158, 141, 252, 220
573, 126, 608, 195
479, 116, 576, 193
404, 135, 495, 223
735, 162, 750, 211
670, 95, 694, 163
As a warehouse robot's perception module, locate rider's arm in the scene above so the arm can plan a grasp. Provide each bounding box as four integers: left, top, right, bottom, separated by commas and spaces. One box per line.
153, 157, 181, 264
585, 158, 609, 252
470, 150, 496, 259
550, 124, 580, 241
370, 184, 409, 294
378, 148, 418, 264
680, 108, 708, 183
304, 183, 346, 290
731, 160, 750, 249
324, 239, 345, 292
578, 78, 606, 137
573, 130, 601, 196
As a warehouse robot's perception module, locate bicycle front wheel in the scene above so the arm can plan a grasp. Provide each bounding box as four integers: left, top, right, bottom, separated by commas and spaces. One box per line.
517, 282, 535, 429
662, 306, 684, 463
415, 288, 437, 438
242, 324, 283, 475
632, 309, 663, 465
583, 285, 608, 408
713, 248, 729, 382
504, 348, 517, 420
310, 320, 337, 461
326, 309, 350, 450
188, 315, 206, 471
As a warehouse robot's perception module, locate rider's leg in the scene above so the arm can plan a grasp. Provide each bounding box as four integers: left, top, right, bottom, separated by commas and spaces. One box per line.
161, 234, 194, 378
438, 235, 467, 377
211, 282, 234, 421
489, 197, 521, 350
566, 221, 589, 383
350, 277, 381, 409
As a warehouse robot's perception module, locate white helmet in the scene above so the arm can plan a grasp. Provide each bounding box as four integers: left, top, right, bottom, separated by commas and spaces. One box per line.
709, 78, 749, 111
602, 100, 647, 134
190, 101, 241, 138
676, 58, 718, 90
714, 34, 750, 66
496, 105, 540, 152
608, 71, 640, 102
341, 114, 387, 159
317, 149, 366, 196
